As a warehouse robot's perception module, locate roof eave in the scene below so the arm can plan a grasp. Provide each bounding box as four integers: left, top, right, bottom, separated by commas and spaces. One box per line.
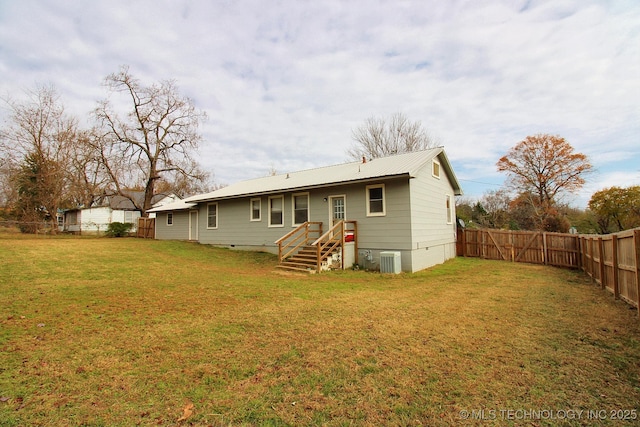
188, 173, 412, 203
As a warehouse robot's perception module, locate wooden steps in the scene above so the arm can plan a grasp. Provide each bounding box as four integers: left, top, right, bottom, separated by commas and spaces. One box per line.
275, 245, 337, 273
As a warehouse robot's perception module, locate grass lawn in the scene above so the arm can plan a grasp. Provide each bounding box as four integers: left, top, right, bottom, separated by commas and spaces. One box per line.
1, 232, 639, 426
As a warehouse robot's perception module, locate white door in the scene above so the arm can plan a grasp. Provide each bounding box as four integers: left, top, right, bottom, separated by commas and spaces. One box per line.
328, 195, 346, 229
189, 210, 198, 241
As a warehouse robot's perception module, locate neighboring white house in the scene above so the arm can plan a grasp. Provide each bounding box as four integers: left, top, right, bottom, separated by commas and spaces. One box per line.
63, 193, 179, 234
149, 148, 463, 273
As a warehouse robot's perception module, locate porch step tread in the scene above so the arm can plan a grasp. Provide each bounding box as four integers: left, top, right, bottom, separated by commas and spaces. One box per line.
280, 260, 317, 268
274, 264, 317, 274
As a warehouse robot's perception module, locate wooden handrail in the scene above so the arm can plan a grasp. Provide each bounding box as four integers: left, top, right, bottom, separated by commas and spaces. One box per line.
275, 221, 323, 262
311, 220, 344, 246
311, 220, 357, 272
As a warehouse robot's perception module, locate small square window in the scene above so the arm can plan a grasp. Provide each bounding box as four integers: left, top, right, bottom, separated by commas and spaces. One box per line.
432, 160, 441, 178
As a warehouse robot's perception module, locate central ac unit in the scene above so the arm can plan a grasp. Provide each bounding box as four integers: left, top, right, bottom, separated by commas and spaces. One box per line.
380, 251, 401, 274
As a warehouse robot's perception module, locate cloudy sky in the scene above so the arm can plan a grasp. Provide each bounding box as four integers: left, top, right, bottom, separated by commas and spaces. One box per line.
1, 0, 638, 207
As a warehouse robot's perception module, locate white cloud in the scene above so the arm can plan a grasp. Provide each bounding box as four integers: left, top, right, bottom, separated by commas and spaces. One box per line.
0, 0, 638, 206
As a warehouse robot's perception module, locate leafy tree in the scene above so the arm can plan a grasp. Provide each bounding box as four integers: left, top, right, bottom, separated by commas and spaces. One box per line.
478, 189, 512, 229
588, 186, 640, 233
454, 197, 474, 226
496, 134, 592, 230
348, 112, 437, 160
93, 66, 207, 216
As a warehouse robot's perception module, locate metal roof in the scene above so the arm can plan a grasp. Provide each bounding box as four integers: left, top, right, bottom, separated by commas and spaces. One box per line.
147, 199, 197, 213
186, 147, 462, 204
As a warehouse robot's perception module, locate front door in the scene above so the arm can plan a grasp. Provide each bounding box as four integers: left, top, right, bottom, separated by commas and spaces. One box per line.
328, 195, 346, 229
189, 210, 198, 241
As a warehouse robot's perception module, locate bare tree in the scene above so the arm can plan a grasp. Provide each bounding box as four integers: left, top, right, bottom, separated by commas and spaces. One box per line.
66, 129, 112, 207
154, 163, 216, 198
93, 66, 207, 216
0, 85, 78, 232
348, 112, 437, 160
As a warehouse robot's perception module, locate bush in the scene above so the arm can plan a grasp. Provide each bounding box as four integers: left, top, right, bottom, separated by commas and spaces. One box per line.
106, 222, 133, 237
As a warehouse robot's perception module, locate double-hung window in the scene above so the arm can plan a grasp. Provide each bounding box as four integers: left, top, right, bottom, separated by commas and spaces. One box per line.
207, 203, 218, 229
366, 184, 386, 216
269, 196, 284, 227
250, 198, 261, 221
167, 212, 174, 226
292, 193, 309, 225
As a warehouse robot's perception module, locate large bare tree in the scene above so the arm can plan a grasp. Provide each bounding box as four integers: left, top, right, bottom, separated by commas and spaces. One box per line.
0, 86, 78, 232
348, 112, 437, 160
497, 134, 592, 230
93, 66, 207, 216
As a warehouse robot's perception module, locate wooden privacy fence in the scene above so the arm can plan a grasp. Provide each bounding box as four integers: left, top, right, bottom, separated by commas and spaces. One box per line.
137, 218, 155, 239
580, 229, 640, 311
458, 229, 580, 267
458, 228, 640, 316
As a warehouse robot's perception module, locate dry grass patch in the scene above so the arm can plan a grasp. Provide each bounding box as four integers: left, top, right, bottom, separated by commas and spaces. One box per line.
1, 233, 639, 426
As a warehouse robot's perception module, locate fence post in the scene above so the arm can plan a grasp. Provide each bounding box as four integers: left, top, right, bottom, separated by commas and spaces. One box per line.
587, 237, 596, 283
576, 235, 582, 269
543, 232, 548, 265
598, 237, 605, 290
462, 228, 467, 257
612, 234, 619, 300
634, 230, 640, 318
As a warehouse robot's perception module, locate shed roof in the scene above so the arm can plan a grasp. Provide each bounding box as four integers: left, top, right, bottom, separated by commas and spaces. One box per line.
147, 199, 197, 213
186, 147, 461, 204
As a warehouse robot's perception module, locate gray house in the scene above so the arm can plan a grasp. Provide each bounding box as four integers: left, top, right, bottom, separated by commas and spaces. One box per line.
148, 148, 462, 273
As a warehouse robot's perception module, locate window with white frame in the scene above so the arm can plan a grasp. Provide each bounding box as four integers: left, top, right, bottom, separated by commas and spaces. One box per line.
446, 195, 453, 224
366, 184, 386, 216
250, 198, 261, 221
207, 203, 218, 229
167, 212, 174, 226
432, 159, 441, 178
292, 193, 309, 225
268, 195, 284, 227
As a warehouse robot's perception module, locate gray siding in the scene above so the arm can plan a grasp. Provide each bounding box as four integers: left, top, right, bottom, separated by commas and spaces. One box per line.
157, 166, 457, 273
195, 178, 413, 254
155, 211, 190, 240
407, 154, 457, 271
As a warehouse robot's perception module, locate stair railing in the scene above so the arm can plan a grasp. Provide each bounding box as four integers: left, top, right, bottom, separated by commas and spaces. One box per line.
275, 221, 323, 263
310, 220, 357, 273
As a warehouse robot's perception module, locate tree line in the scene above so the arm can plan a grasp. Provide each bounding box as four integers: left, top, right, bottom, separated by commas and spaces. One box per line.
1, 72, 636, 236
0, 66, 212, 232
349, 118, 638, 235
455, 133, 639, 234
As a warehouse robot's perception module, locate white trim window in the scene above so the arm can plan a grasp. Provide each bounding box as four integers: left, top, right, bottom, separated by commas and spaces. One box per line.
167, 212, 174, 226
268, 195, 284, 227
432, 159, 441, 179
250, 198, 261, 221
207, 203, 218, 229
366, 184, 386, 216
292, 193, 309, 226
446, 195, 453, 224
